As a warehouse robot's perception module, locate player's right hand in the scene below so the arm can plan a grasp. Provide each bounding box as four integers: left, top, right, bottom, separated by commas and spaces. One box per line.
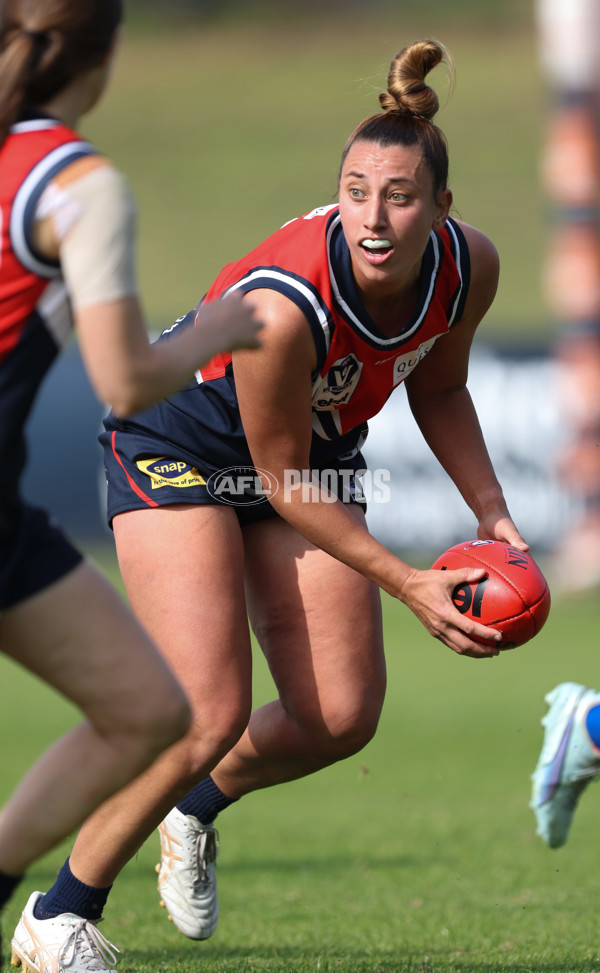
199, 291, 264, 352
399, 565, 502, 659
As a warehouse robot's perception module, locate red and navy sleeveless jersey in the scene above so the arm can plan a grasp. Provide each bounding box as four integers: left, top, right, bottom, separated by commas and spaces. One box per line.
105, 204, 470, 478
0, 117, 97, 522
199, 203, 469, 448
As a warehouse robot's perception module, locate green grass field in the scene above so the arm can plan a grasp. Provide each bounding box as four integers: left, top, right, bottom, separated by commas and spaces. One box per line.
1, 548, 599, 973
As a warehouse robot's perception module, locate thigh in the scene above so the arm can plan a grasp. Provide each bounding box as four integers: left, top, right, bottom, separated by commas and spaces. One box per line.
243, 506, 386, 728
0, 559, 179, 731
113, 504, 253, 720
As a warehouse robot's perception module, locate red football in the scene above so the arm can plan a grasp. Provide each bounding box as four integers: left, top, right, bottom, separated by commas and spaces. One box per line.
431, 539, 551, 649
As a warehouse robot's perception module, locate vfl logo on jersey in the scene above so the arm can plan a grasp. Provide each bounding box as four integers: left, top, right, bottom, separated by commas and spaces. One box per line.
392, 339, 437, 386
136, 457, 206, 490
312, 354, 363, 410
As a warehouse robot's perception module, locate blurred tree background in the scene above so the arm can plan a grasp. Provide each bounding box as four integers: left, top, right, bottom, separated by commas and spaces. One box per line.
83, 0, 544, 338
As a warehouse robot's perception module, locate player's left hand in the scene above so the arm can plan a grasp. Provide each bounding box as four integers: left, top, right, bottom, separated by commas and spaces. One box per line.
477, 515, 529, 553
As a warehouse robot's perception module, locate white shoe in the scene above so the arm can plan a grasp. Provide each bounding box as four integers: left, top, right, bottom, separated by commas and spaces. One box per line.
11, 891, 119, 972
530, 682, 600, 847
156, 807, 219, 940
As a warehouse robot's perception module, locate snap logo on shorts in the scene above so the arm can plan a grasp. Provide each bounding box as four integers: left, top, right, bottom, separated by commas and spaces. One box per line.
136, 457, 206, 490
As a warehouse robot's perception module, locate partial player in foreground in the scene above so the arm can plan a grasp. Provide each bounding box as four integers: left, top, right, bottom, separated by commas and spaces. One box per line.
531, 683, 600, 847
17, 39, 527, 970
0, 0, 261, 967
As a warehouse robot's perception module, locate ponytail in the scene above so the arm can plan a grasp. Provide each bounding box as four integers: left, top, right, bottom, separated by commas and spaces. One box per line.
0, 0, 123, 148
0, 29, 44, 145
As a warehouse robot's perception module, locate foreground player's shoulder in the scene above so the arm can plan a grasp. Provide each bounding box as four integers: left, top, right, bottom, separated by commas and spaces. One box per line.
53, 158, 138, 310
50, 150, 111, 185
56, 156, 134, 214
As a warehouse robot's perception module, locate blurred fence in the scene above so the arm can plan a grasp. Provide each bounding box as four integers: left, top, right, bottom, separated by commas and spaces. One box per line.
23, 340, 575, 555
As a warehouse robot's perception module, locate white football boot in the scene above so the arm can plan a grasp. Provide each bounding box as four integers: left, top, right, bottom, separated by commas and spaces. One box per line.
11, 891, 119, 972
156, 807, 219, 940
531, 682, 600, 847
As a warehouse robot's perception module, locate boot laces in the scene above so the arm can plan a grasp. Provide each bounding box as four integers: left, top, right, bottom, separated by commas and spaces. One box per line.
58, 918, 120, 970
195, 827, 219, 884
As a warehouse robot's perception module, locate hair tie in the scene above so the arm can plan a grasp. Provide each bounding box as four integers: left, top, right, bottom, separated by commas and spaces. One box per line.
390, 106, 430, 123
20, 28, 48, 43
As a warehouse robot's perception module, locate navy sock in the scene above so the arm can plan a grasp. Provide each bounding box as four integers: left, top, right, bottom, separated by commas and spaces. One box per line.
177, 776, 237, 825
585, 702, 600, 748
0, 869, 23, 910
33, 858, 112, 922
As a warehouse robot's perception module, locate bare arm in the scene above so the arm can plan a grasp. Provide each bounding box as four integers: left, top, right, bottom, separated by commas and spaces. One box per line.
233, 289, 504, 658
74, 292, 261, 417
33, 159, 262, 416
405, 221, 528, 550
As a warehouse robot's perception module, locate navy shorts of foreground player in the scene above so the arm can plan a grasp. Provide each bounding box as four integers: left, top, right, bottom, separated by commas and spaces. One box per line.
0, 502, 82, 610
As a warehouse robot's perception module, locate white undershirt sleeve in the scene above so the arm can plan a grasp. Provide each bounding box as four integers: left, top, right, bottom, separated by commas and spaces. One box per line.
37, 163, 138, 310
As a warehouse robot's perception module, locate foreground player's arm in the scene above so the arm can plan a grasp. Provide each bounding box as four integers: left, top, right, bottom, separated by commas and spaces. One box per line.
233, 289, 502, 658
33, 159, 262, 416
405, 221, 528, 551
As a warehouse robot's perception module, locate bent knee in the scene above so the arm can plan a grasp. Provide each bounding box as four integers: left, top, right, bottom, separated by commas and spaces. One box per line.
329, 711, 381, 759
151, 687, 193, 750
187, 717, 248, 775
109, 681, 192, 758
301, 700, 383, 762
166, 704, 250, 784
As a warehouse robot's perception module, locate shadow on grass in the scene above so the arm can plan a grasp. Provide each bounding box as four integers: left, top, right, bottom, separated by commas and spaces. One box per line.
26, 852, 425, 889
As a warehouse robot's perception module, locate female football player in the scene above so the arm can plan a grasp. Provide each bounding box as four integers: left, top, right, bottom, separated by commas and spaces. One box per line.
15, 38, 527, 970
0, 0, 261, 964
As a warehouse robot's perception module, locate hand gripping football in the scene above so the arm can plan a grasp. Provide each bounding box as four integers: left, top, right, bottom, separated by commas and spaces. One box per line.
432, 539, 551, 649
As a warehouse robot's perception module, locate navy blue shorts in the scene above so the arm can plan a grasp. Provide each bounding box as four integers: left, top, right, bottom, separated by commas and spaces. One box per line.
0, 501, 83, 610
101, 425, 368, 529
